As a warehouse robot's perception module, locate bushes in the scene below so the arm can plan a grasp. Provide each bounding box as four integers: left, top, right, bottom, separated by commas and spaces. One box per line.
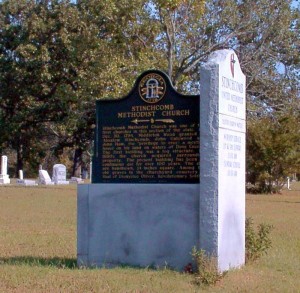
247, 115, 300, 194
245, 217, 273, 263
190, 217, 273, 286
191, 247, 222, 286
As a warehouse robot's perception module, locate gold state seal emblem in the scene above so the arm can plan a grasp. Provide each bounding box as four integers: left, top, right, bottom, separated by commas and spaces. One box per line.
139, 73, 166, 104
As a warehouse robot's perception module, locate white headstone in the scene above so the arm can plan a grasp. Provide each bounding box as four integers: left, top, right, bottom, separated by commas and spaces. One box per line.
200, 49, 246, 271
17, 169, 38, 185
17, 179, 37, 186
38, 170, 54, 185
70, 176, 83, 184
0, 155, 10, 184
89, 161, 92, 183
1, 155, 8, 175
52, 164, 69, 185
287, 177, 291, 190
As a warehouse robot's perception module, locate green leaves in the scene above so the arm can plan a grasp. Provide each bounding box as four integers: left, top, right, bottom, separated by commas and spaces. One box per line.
0, 0, 298, 177
247, 114, 300, 193
245, 217, 273, 262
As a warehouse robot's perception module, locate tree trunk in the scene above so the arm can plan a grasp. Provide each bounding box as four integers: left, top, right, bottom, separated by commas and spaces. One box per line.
16, 145, 24, 178
72, 148, 83, 177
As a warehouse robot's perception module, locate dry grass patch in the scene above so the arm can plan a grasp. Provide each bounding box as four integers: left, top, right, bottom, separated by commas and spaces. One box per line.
0, 182, 299, 292
0, 185, 76, 258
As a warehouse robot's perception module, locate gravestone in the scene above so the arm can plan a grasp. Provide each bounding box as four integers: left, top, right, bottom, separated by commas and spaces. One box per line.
17, 169, 37, 186
38, 170, 54, 185
89, 161, 92, 183
70, 177, 83, 184
17, 179, 37, 186
52, 164, 69, 185
77, 49, 246, 271
0, 155, 10, 184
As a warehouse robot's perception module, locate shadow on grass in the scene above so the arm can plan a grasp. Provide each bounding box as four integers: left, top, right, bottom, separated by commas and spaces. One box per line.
0, 256, 77, 269
0, 257, 162, 271
273, 201, 300, 204
247, 198, 300, 204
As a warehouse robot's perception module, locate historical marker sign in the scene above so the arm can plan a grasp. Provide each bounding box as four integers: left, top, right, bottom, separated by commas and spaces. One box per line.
92, 70, 200, 183
78, 50, 246, 271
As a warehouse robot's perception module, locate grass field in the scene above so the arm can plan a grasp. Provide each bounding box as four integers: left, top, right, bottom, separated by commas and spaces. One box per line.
0, 182, 299, 292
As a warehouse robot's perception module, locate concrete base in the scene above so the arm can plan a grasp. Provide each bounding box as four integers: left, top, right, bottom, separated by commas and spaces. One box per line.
77, 184, 199, 270
39, 181, 55, 185
0, 174, 10, 184
17, 179, 37, 186
70, 177, 83, 184
54, 181, 69, 185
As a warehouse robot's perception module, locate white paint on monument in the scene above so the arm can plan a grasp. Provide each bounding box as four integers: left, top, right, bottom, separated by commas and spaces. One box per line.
200, 49, 246, 271
0, 155, 10, 184
38, 170, 54, 185
52, 164, 69, 185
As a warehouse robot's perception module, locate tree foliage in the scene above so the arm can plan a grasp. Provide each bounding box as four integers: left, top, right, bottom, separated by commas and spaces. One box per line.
247, 113, 300, 193
0, 0, 97, 174
0, 0, 299, 183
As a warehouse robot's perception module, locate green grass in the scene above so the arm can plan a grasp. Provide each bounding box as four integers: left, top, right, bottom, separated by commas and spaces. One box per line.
0, 182, 299, 292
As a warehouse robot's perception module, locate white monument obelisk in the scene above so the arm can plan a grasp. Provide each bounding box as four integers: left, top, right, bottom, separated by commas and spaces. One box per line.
0, 155, 11, 184
200, 49, 246, 271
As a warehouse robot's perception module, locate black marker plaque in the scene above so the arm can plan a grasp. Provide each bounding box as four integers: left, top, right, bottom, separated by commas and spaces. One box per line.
92, 70, 200, 183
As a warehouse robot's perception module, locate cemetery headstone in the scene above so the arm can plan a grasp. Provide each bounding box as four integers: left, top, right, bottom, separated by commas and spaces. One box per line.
38, 170, 54, 185
17, 170, 37, 186
0, 155, 10, 184
17, 179, 37, 186
52, 164, 69, 185
19, 170, 24, 180
70, 177, 83, 184
89, 161, 92, 183
287, 177, 291, 190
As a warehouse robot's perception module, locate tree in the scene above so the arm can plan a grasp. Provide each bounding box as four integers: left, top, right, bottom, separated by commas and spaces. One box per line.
146, 0, 205, 84
0, 0, 299, 182
0, 0, 97, 175
128, 0, 300, 192
247, 113, 300, 193
50, 0, 164, 175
